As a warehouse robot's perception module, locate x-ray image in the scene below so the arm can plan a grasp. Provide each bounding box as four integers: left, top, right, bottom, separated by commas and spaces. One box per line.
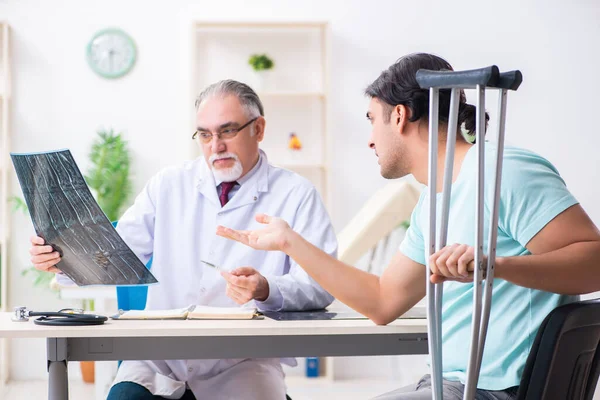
11, 149, 158, 286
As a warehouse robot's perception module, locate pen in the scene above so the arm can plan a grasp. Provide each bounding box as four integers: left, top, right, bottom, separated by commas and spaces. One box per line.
201, 260, 223, 271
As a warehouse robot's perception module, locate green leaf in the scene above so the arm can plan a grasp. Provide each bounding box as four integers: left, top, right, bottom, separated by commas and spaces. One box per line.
9, 196, 28, 214
248, 54, 274, 71
85, 128, 133, 221
21, 267, 55, 290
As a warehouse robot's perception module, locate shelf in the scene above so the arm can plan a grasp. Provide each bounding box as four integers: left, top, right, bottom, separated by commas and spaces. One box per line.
0, 22, 9, 319
258, 91, 325, 98
195, 22, 327, 35
191, 18, 331, 211
194, 23, 325, 95
0, 22, 10, 387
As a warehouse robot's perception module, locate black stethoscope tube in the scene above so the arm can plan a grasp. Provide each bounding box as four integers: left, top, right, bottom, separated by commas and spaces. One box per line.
29, 311, 107, 326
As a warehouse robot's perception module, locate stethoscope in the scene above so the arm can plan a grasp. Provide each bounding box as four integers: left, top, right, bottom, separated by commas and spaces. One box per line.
11, 306, 108, 326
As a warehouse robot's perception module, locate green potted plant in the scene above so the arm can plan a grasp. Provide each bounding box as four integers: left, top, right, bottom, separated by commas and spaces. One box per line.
248, 53, 275, 91
85, 128, 133, 222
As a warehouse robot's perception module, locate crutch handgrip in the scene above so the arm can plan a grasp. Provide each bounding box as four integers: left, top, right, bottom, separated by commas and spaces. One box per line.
494, 70, 523, 91
416, 66, 499, 89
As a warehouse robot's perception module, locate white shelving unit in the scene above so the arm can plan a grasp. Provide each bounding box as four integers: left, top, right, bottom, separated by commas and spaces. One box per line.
0, 21, 11, 385
191, 21, 331, 208
0, 21, 11, 313
191, 20, 333, 380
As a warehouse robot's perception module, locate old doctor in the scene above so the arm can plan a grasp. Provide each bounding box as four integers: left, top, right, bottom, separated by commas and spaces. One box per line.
29, 80, 337, 400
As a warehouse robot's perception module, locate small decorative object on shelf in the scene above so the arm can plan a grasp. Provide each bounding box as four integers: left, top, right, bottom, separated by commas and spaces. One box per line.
288, 132, 302, 151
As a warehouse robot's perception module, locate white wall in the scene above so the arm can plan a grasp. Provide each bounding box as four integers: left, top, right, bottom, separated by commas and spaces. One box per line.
1, 0, 600, 382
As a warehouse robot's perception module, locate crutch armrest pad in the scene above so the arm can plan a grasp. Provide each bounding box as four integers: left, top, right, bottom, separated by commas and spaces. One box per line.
416, 65, 499, 89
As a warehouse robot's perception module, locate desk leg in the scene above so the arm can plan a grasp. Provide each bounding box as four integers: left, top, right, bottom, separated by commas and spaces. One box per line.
47, 338, 68, 400
94, 297, 118, 400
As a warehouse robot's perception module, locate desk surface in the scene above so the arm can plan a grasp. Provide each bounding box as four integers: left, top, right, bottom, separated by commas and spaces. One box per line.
0, 312, 427, 339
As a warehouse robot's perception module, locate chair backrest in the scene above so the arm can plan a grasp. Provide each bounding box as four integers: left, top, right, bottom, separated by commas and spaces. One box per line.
112, 221, 151, 311
517, 298, 600, 400
337, 180, 420, 265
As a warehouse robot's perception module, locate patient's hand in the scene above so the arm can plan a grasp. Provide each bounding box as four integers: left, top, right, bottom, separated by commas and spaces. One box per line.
216, 213, 292, 252
29, 236, 61, 274
429, 244, 485, 284
220, 267, 270, 304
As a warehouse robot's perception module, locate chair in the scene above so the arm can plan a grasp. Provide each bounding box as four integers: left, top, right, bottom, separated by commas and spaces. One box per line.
516, 298, 600, 400
337, 180, 420, 267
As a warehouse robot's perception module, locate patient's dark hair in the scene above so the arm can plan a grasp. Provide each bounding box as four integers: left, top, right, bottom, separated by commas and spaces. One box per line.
365, 53, 488, 137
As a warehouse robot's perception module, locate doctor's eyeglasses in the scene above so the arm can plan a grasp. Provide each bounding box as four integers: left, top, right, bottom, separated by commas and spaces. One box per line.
192, 117, 258, 143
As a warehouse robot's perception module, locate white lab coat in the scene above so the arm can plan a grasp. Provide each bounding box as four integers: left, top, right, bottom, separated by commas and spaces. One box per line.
110, 150, 337, 399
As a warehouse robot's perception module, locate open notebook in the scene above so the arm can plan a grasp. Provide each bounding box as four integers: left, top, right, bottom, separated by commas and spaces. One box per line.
112, 305, 259, 320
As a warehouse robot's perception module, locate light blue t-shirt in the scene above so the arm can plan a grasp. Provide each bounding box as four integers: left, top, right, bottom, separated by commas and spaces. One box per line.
399, 142, 579, 390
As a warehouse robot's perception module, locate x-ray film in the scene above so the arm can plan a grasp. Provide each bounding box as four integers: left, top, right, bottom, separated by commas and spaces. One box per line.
11, 149, 158, 286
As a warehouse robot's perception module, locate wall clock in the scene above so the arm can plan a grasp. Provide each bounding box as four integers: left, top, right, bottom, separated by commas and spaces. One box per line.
86, 28, 136, 79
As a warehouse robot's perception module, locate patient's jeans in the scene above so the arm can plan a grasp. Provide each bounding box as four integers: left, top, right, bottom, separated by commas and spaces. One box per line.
107, 382, 196, 400
373, 375, 518, 400
106, 381, 292, 400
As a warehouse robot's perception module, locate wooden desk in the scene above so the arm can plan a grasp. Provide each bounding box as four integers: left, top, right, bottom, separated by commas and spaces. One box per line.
0, 312, 428, 400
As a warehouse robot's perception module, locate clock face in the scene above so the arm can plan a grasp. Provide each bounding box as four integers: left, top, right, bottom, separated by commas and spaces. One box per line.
86, 28, 136, 79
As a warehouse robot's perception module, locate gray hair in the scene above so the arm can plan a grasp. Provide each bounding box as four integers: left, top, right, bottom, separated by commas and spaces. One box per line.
195, 79, 264, 119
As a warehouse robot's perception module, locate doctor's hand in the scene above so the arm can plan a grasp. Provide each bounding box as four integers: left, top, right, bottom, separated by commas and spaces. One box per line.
30, 236, 61, 274
216, 213, 293, 252
220, 267, 270, 304
429, 244, 486, 284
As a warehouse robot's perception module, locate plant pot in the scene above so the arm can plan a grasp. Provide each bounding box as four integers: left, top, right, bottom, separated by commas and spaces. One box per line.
80, 361, 95, 383
252, 70, 272, 92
